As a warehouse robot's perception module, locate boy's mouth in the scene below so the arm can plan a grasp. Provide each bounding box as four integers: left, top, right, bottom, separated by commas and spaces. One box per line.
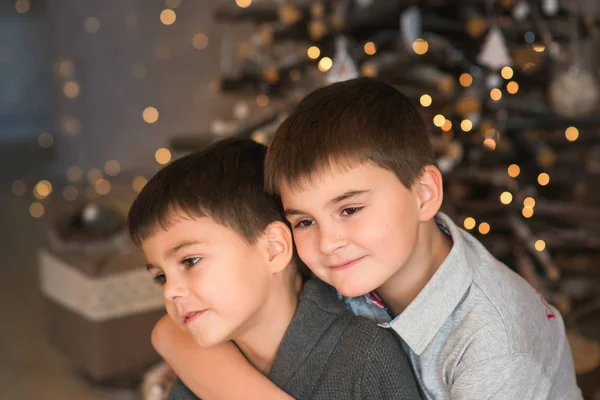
180, 309, 207, 324
329, 256, 366, 271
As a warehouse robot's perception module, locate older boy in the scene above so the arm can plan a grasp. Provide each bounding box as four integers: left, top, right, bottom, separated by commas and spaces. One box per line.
128, 138, 421, 399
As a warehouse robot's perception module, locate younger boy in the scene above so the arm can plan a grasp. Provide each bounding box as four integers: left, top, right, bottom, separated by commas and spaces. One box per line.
127, 138, 422, 399
153, 78, 582, 399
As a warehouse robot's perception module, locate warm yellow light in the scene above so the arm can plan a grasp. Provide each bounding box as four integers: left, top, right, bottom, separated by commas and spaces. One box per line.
534, 239, 546, 251
478, 222, 491, 235
507, 164, 520, 178
522, 207, 534, 218
104, 160, 121, 176
66, 166, 82, 182
433, 114, 446, 127
12, 180, 26, 196
15, 0, 30, 14
192, 33, 208, 50
412, 38, 429, 55
256, 94, 269, 107
95, 178, 112, 195
461, 119, 473, 132
463, 217, 476, 230
155, 148, 172, 165
63, 186, 78, 202
565, 126, 579, 142
84, 17, 100, 33
307, 46, 320, 59
501, 66, 513, 79
58, 60, 75, 78
441, 120, 453, 132
160, 9, 177, 25
87, 168, 103, 184
34, 180, 52, 198
483, 138, 497, 150
63, 81, 80, 98
538, 173, 550, 186
500, 191, 513, 205
490, 88, 502, 101
364, 41, 377, 55
459, 73, 473, 87
143, 107, 159, 124
29, 202, 44, 218
420, 94, 432, 107
133, 176, 148, 193
318, 57, 333, 72
523, 197, 536, 208
532, 44, 545, 53
506, 81, 519, 94
236, 0, 252, 8
38, 132, 54, 149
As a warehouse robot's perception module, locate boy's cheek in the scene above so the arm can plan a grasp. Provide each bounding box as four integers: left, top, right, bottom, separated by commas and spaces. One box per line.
164, 302, 183, 328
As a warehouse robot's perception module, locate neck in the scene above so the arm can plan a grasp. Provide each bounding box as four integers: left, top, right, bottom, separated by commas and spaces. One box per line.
377, 219, 452, 315
234, 271, 302, 375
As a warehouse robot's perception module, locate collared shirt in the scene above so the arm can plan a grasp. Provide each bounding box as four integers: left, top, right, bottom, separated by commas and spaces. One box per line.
344, 212, 582, 400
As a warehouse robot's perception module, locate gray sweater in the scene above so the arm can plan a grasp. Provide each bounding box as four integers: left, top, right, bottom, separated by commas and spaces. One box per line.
168, 279, 421, 399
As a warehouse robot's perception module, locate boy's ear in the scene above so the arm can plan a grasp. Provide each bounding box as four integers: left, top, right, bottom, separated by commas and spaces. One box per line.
262, 221, 294, 274
414, 165, 443, 222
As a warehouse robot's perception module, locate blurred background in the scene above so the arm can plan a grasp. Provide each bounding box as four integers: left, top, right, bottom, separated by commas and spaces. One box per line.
1, 0, 600, 399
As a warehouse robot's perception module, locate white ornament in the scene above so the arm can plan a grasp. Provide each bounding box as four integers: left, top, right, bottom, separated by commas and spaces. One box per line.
477, 26, 512, 71
326, 36, 359, 85
512, 2, 530, 21
82, 203, 100, 224
542, 0, 559, 16
548, 67, 600, 118
233, 102, 249, 120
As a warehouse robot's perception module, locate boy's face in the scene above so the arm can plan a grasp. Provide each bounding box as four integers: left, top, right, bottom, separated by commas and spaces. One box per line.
142, 215, 272, 348
280, 162, 423, 298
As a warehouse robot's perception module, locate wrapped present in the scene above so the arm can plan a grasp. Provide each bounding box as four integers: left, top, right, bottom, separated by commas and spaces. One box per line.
38, 203, 165, 384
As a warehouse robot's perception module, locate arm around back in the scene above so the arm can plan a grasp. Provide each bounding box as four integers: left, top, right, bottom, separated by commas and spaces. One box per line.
151, 315, 294, 400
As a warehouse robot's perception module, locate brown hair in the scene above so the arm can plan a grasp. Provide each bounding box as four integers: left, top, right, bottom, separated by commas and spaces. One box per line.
128, 138, 288, 246
264, 77, 435, 193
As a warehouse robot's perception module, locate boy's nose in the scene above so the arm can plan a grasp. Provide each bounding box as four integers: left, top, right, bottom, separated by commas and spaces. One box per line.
163, 276, 189, 301
319, 225, 348, 254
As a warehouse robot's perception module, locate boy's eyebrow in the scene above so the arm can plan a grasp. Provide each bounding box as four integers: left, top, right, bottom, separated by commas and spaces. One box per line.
328, 189, 370, 206
164, 240, 204, 259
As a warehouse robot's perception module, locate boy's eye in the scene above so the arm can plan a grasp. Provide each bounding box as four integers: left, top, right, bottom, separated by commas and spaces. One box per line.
153, 274, 166, 286
294, 219, 315, 229
182, 257, 201, 268
341, 206, 363, 216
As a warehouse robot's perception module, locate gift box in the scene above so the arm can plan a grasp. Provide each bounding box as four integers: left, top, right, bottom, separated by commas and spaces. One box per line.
38, 204, 165, 384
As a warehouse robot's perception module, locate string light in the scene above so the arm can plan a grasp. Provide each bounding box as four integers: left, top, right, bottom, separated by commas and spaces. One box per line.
501, 66, 513, 79
538, 173, 550, 186
62, 115, 81, 135
192, 33, 208, 50
63, 186, 78, 202
523, 197, 536, 208
565, 126, 579, 142
483, 138, 497, 150
500, 191, 513, 204
34, 180, 52, 198
87, 168, 103, 184
490, 88, 502, 101
522, 207, 534, 218
463, 217, 476, 230
63, 81, 80, 98
441, 120, 453, 132
412, 38, 428, 55
95, 178, 112, 195
478, 222, 491, 235
534, 239, 546, 251
38, 132, 54, 148
15, 0, 30, 13
104, 160, 120, 176
459, 73, 473, 87
155, 148, 172, 164
29, 202, 44, 218
160, 9, 176, 25
133, 176, 148, 193
532, 44, 545, 53
433, 114, 446, 127
363, 41, 376, 55
420, 94, 432, 107
307, 46, 320, 59
58, 60, 75, 78
12, 181, 26, 196
506, 81, 519, 94
318, 57, 333, 72
256, 94, 269, 107
143, 107, 159, 123
236, 0, 252, 7
507, 164, 520, 178
461, 119, 473, 132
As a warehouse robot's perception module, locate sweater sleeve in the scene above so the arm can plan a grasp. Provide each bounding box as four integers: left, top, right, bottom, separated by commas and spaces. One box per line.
361, 328, 423, 399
